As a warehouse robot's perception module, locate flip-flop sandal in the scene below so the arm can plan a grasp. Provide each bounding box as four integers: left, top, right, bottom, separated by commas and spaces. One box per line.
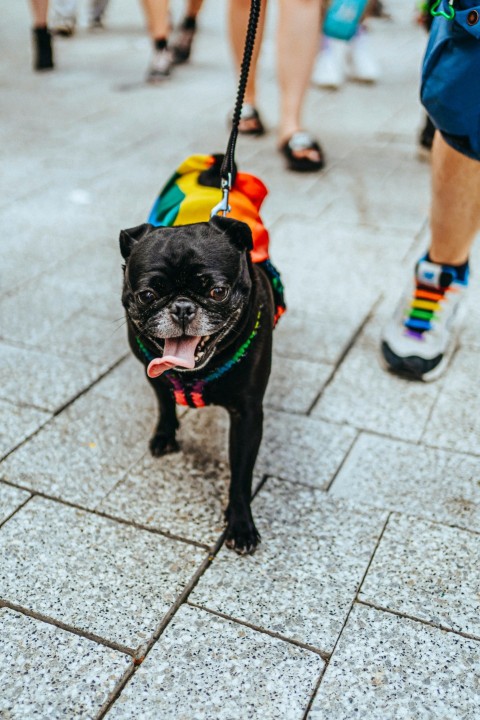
280, 131, 325, 172
238, 104, 266, 136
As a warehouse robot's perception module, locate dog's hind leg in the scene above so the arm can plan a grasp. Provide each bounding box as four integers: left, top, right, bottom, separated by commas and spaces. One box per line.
224, 404, 263, 555
148, 379, 180, 456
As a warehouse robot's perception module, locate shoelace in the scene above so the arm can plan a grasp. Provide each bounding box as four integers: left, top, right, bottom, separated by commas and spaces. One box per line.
403, 280, 458, 339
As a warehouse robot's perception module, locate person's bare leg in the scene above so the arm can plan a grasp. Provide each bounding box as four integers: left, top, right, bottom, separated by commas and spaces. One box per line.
141, 0, 170, 40
228, 0, 267, 117
31, 0, 54, 70
30, 0, 49, 26
277, 0, 320, 144
185, 0, 203, 16
429, 133, 480, 265
381, 132, 478, 380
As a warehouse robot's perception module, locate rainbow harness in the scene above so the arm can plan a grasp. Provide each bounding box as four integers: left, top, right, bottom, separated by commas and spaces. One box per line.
139, 154, 285, 408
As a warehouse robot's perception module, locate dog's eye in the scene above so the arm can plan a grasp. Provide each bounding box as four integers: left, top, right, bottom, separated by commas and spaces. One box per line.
210, 286, 229, 302
136, 290, 157, 305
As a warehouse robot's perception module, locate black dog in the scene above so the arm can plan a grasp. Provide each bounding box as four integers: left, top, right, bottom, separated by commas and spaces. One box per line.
120, 214, 277, 554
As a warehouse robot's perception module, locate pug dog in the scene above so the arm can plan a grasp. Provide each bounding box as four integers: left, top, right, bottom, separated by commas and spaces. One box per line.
120, 155, 284, 555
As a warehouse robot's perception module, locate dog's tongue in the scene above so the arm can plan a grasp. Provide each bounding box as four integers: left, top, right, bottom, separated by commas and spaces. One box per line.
147, 336, 201, 378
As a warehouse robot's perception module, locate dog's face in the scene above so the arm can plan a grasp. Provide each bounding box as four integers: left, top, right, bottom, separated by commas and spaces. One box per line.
120, 216, 253, 377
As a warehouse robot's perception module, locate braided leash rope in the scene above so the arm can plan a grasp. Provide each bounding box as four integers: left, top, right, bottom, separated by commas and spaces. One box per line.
211, 0, 262, 217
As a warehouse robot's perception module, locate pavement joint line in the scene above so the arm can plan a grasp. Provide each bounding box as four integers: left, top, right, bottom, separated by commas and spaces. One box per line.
0, 482, 215, 550
384, 509, 480, 539
186, 601, 330, 662
0, 418, 53, 464
252, 472, 270, 499
0, 599, 135, 657
52, 353, 130, 416
0, 355, 129, 464
418, 342, 461, 446
305, 295, 382, 416
303, 510, 393, 710
357, 599, 480, 644
95, 533, 226, 720
301, 664, 329, 720
324, 430, 360, 493
0, 492, 32, 532
213, 402, 480, 460
257, 472, 480, 540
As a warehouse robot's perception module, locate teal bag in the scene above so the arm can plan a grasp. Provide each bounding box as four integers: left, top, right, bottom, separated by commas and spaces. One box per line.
421, 0, 480, 160
323, 0, 369, 41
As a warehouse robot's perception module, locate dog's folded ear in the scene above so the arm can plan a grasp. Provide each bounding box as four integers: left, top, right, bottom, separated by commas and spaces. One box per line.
210, 215, 253, 252
119, 223, 154, 259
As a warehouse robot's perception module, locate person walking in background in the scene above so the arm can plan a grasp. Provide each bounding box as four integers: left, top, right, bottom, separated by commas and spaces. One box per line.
228, 0, 325, 172
51, 0, 110, 35
142, 0, 204, 82
312, 0, 380, 90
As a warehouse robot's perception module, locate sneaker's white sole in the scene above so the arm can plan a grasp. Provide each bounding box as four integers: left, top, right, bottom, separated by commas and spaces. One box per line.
379, 305, 465, 383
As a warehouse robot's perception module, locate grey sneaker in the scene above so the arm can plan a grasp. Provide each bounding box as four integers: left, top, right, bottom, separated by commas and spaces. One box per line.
381, 257, 469, 381
51, 15, 76, 37
146, 48, 172, 83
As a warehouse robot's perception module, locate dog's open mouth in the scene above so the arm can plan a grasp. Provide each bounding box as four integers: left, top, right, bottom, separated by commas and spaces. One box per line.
147, 334, 212, 378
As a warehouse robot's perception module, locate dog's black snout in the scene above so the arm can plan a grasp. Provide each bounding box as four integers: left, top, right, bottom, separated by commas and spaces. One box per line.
170, 298, 197, 325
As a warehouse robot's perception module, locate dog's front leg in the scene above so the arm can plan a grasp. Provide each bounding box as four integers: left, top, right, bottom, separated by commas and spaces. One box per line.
225, 404, 263, 555
148, 378, 179, 456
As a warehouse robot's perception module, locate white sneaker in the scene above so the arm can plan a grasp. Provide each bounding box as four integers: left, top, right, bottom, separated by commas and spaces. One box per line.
312, 36, 347, 90
146, 48, 172, 83
381, 257, 469, 381
347, 27, 380, 83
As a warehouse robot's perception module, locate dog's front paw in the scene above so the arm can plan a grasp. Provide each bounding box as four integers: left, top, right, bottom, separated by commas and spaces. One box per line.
149, 433, 179, 457
225, 517, 261, 555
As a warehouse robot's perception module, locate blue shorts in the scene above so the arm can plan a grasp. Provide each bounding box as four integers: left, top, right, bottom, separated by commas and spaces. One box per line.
421, 1, 480, 161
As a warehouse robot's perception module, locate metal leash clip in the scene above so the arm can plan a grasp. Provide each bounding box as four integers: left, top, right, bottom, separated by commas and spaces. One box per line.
210, 173, 232, 218
431, 0, 455, 20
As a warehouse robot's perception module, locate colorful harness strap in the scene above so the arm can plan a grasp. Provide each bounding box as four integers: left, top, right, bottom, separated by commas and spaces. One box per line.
136, 311, 262, 408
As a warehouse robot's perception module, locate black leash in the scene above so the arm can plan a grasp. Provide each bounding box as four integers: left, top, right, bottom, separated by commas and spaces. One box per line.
211, 0, 262, 217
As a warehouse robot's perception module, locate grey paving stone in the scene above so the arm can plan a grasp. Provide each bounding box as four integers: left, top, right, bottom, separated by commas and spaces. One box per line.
99, 406, 266, 546
190, 477, 387, 653
0, 400, 50, 458
0, 358, 157, 508
266, 354, 333, 414
1, 244, 124, 356
330, 433, 480, 532
99, 451, 228, 547
309, 604, 480, 720
0, 608, 130, 720
312, 312, 441, 442
270, 221, 407, 358
255, 410, 357, 489
99, 405, 229, 547
360, 514, 480, 638
422, 348, 480, 455
0, 497, 205, 649
0, 342, 100, 413
0, 483, 30, 524
108, 604, 324, 720
273, 307, 370, 368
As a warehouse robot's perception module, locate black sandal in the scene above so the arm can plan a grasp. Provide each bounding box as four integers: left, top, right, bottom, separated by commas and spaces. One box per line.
280, 131, 325, 172
238, 104, 266, 136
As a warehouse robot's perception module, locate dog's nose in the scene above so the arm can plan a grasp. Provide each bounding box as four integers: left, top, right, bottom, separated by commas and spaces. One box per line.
170, 299, 197, 325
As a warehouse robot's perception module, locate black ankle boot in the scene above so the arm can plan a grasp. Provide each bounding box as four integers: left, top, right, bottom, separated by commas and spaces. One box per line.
33, 26, 54, 71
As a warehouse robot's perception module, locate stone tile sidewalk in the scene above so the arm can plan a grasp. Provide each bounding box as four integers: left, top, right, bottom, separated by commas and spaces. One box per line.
2, 1, 480, 718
